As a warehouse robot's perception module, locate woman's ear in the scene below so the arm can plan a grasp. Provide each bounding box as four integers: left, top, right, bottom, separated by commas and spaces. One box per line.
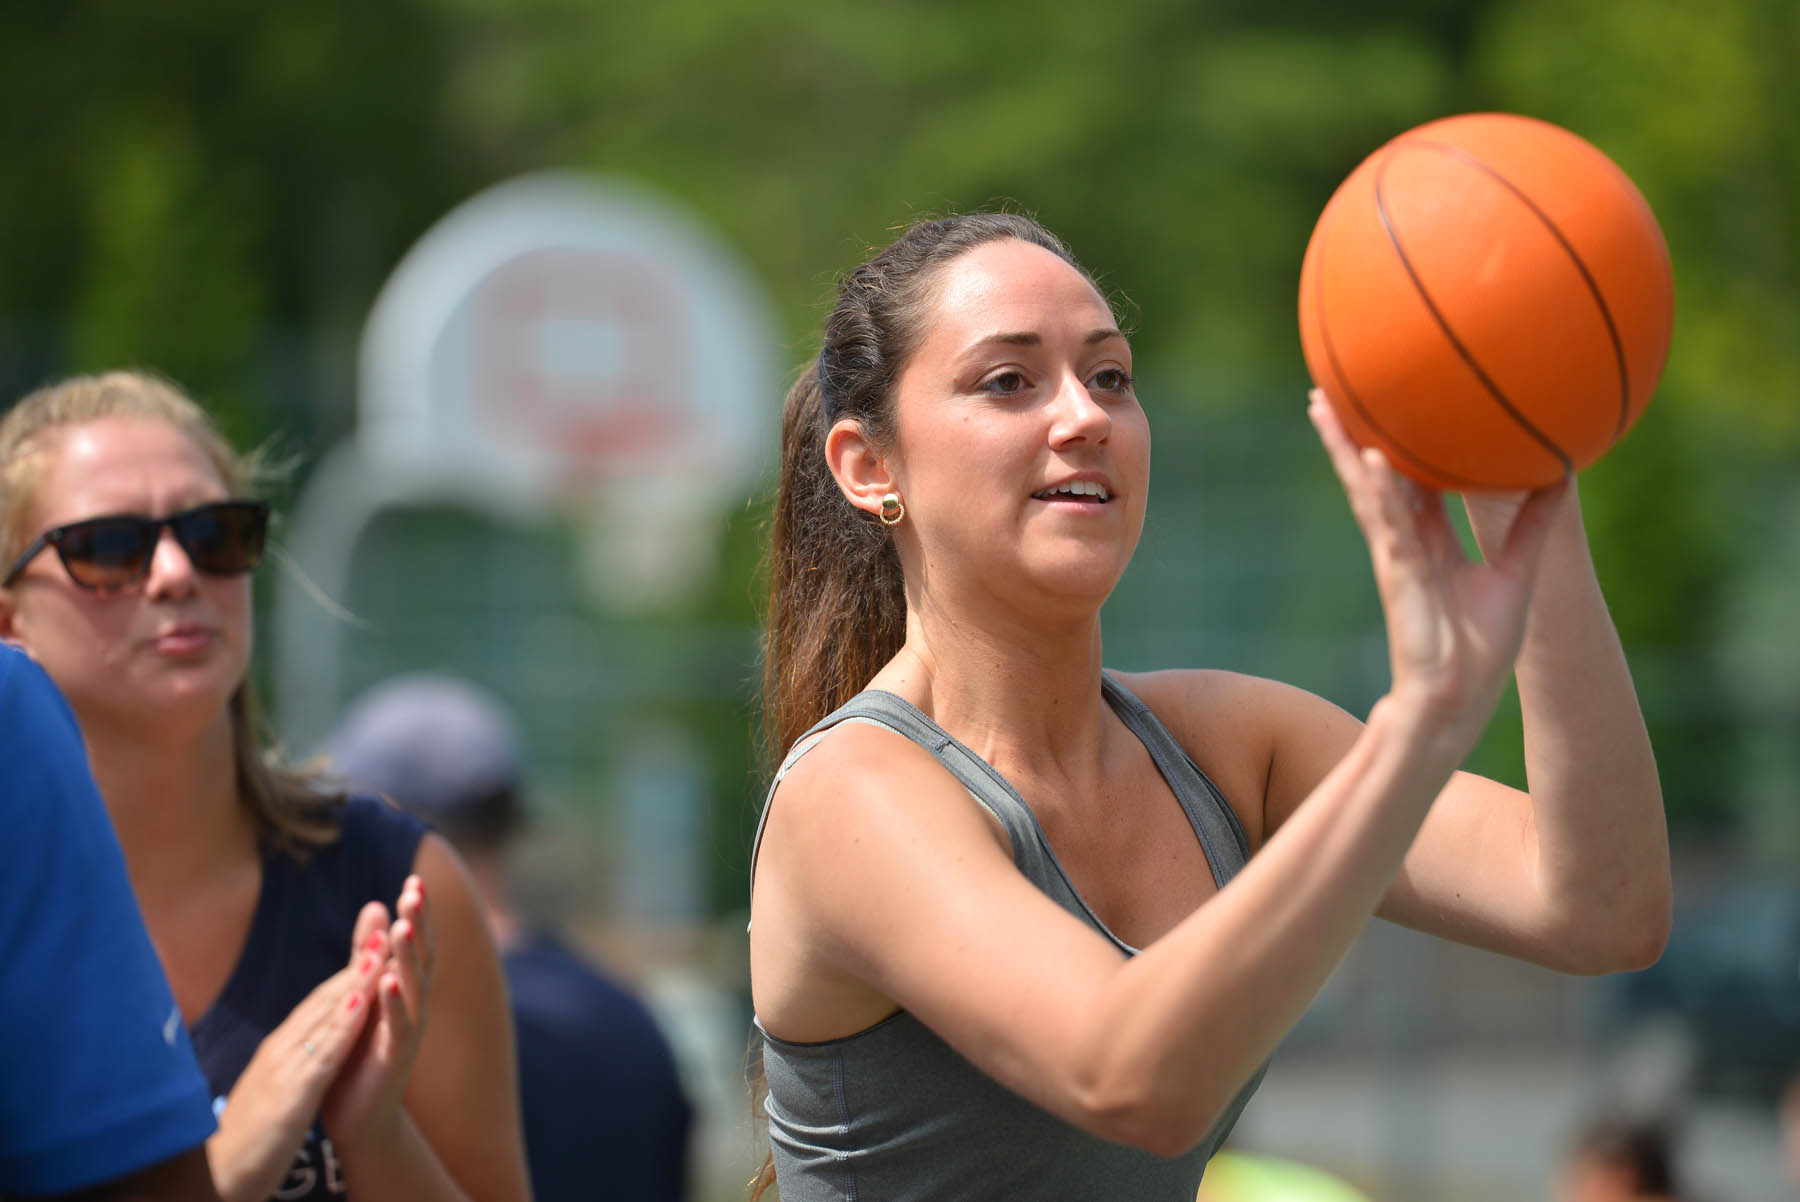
824, 418, 898, 521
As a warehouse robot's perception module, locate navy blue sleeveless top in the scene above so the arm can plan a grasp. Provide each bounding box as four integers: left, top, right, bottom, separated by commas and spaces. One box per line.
190, 796, 426, 1201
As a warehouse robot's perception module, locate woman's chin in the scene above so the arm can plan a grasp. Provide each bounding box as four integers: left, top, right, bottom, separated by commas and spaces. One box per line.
1017, 559, 1128, 613
113, 666, 240, 729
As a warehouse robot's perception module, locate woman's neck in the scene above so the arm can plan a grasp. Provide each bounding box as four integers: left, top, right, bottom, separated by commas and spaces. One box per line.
880, 594, 1110, 777
82, 708, 258, 903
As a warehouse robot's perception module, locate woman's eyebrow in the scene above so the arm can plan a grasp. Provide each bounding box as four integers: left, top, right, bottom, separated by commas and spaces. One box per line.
961, 327, 1125, 355
968, 331, 1039, 351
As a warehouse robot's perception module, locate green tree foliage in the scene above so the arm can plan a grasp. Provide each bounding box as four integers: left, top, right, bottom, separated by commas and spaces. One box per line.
0, 0, 483, 441
2, 0, 1794, 857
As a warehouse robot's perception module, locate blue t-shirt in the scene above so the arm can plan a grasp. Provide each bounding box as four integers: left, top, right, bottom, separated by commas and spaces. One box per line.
0, 645, 216, 1197
507, 932, 691, 1202
190, 795, 425, 1201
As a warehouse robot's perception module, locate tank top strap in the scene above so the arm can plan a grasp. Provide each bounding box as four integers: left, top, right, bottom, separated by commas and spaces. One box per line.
748, 691, 1046, 898
1099, 675, 1252, 886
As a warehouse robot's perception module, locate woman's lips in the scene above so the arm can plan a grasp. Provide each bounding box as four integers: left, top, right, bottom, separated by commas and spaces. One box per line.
152, 626, 215, 656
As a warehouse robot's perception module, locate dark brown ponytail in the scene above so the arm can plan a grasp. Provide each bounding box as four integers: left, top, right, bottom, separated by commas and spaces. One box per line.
760, 362, 907, 765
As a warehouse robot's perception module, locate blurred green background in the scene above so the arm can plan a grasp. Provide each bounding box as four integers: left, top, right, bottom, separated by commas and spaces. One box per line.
7, 0, 1797, 844
5, 1, 1797, 1197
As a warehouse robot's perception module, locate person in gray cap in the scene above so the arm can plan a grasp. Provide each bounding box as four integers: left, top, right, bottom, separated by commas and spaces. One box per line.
329, 673, 692, 1202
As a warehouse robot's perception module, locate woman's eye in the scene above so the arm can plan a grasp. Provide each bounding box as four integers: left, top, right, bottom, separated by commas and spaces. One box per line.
1092, 368, 1134, 392
983, 370, 1027, 395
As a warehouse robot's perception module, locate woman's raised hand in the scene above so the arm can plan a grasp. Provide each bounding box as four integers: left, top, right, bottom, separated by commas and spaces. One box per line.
205, 902, 389, 1202
1308, 391, 1567, 747
321, 874, 435, 1153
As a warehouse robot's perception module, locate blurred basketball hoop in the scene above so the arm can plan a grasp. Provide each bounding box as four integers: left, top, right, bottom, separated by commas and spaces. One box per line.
471, 246, 693, 495
356, 171, 777, 611
274, 172, 779, 750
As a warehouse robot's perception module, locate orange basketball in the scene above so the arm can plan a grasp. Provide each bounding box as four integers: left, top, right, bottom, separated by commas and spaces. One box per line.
1298, 112, 1674, 491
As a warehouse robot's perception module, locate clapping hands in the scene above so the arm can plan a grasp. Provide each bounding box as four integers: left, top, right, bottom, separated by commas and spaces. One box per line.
322, 874, 434, 1148
207, 875, 432, 1202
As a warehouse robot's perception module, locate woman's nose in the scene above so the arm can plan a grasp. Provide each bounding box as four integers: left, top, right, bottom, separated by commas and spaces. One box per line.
1048, 371, 1112, 446
142, 526, 199, 598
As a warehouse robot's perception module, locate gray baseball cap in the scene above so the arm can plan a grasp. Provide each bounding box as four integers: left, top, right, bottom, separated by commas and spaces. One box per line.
328, 673, 524, 838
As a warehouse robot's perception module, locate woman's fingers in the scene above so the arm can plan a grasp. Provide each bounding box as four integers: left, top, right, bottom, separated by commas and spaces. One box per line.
347, 900, 390, 967
1308, 392, 1378, 521
302, 961, 381, 1069
294, 952, 385, 1070
388, 880, 432, 1034
1309, 393, 1440, 573
395, 873, 435, 980
1494, 477, 1571, 582
386, 920, 425, 1024
1311, 395, 1397, 521
335, 896, 401, 1029
1363, 446, 1424, 558
375, 965, 417, 1058
209, 960, 382, 1202
286, 949, 377, 1044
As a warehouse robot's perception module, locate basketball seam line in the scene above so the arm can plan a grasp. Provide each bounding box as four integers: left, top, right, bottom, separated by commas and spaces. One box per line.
1372, 156, 1572, 477
1409, 136, 1633, 438
1310, 206, 1497, 492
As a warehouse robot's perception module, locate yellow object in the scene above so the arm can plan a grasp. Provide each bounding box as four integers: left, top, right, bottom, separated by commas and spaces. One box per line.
1197, 1150, 1374, 1202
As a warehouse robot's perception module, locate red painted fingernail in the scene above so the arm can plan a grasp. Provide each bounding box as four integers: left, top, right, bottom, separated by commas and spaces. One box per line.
347, 994, 361, 1013
385, 977, 401, 995
361, 954, 377, 973
364, 932, 383, 950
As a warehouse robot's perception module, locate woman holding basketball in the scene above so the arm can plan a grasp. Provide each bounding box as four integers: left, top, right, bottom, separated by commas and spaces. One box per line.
0, 372, 531, 1202
748, 213, 1670, 1200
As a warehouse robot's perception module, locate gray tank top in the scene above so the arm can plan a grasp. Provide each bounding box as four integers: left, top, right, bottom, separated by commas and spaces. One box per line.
751, 674, 1267, 1202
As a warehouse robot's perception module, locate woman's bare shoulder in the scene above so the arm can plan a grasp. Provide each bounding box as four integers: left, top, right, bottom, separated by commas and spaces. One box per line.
768, 718, 1008, 857
750, 716, 1030, 1040
1114, 666, 1345, 733
1109, 667, 1351, 849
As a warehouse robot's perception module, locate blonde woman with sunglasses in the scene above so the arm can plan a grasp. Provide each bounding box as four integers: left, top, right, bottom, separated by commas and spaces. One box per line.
0, 372, 531, 1202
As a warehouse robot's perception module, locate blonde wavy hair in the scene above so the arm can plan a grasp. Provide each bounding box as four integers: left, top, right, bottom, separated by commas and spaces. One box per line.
0, 370, 342, 855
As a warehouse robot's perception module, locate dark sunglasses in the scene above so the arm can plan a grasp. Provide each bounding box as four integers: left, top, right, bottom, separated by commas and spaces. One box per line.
3, 499, 270, 593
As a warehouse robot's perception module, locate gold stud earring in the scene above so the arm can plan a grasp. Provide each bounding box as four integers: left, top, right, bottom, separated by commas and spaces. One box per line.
879, 493, 904, 527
